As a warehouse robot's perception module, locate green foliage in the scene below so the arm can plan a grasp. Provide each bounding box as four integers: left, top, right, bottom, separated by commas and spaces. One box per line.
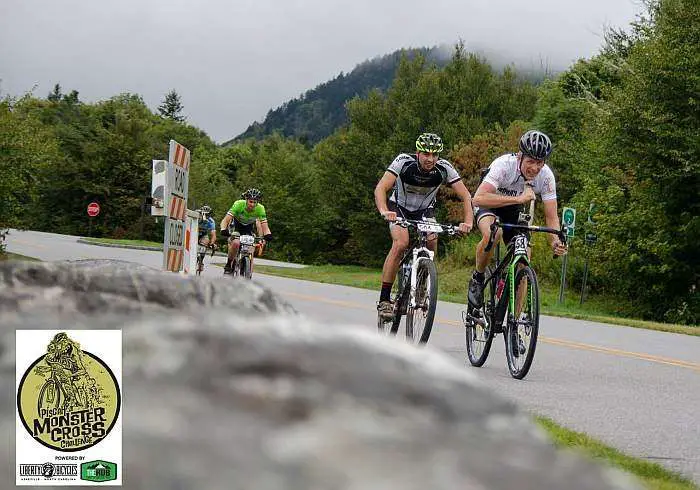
0, 94, 61, 251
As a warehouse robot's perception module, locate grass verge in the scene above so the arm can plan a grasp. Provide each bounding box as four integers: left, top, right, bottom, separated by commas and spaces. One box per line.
83, 237, 162, 248
253, 264, 698, 336
537, 416, 698, 490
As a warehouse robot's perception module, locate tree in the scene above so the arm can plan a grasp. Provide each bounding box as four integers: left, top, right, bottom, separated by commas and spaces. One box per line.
158, 90, 185, 122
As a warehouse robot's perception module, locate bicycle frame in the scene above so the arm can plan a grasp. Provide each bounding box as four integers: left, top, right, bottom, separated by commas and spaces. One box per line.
395, 218, 457, 310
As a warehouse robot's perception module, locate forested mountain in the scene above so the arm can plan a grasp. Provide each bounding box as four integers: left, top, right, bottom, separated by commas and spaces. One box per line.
224, 47, 444, 146
225, 45, 553, 146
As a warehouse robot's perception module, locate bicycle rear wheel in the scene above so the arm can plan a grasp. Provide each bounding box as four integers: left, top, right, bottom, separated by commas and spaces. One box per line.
465, 267, 496, 367
505, 266, 540, 379
406, 258, 437, 344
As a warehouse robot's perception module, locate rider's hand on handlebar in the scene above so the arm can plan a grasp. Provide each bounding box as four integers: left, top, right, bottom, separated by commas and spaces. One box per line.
220, 228, 230, 237
552, 238, 568, 256
519, 185, 536, 204
458, 222, 472, 234
380, 210, 397, 222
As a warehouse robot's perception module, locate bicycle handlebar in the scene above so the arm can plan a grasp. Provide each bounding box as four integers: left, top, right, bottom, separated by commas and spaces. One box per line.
484, 218, 569, 253
392, 217, 463, 236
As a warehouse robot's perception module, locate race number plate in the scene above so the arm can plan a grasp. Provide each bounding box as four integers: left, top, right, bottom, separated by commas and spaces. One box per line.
240, 235, 255, 245
417, 222, 443, 233
514, 235, 528, 255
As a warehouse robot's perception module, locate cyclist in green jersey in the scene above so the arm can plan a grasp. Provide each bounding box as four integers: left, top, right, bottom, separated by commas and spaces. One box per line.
219, 188, 273, 274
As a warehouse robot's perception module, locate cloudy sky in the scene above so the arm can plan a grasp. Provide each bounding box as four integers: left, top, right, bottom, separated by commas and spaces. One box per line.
1, 0, 643, 143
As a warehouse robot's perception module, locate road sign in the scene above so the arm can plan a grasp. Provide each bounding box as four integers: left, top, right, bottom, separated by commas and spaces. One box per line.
162, 140, 191, 272
87, 202, 100, 217
562, 207, 576, 238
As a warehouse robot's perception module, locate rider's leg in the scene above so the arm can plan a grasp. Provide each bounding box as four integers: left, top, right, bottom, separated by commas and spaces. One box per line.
468, 214, 502, 308
378, 224, 409, 316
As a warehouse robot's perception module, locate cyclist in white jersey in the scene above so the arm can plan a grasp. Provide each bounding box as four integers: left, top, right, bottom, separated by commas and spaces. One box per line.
467, 129, 568, 308
374, 132, 474, 320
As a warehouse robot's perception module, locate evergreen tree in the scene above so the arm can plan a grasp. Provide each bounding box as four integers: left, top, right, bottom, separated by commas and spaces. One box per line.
158, 89, 185, 122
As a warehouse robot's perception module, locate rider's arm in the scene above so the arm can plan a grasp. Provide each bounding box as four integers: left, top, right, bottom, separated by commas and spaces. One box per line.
259, 220, 271, 236
449, 180, 474, 228
209, 229, 216, 243
542, 199, 562, 246
374, 171, 397, 215
220, 213, 232, 230
473, 182, 528, 208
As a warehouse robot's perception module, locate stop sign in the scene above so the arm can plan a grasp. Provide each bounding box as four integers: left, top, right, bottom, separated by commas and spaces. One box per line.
87, 202, 100, 217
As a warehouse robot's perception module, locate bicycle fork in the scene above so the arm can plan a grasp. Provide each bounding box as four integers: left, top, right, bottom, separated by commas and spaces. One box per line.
409, 247, 433, 310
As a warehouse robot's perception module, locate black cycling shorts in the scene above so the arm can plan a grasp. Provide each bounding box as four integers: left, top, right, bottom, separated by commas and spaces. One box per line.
387, 200, 435, 223
474, 204, 526, 245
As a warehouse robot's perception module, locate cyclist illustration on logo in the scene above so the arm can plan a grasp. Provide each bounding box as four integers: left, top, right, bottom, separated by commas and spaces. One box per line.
34, 333, 102, 414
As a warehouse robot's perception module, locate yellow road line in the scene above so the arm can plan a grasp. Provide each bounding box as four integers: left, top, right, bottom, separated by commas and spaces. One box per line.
282, 290, 700, 372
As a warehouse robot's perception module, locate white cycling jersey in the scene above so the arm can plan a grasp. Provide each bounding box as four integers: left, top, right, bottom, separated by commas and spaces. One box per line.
482, 153, 557, 201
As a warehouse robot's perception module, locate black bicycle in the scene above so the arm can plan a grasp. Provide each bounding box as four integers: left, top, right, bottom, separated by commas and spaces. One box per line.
377, 217, 460, 344
195, 241, 216, 276
463, 207, 568, 379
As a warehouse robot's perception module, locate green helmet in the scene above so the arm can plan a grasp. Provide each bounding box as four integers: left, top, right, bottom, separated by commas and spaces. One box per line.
415, 132, 444, 153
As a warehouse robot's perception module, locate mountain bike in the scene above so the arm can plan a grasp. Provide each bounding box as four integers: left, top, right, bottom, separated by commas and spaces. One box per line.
195, 241, 216, 276
377, 217, 461, 344
229, 233, 265, 279
462, 203, 568, 379
35, 364, 71, 413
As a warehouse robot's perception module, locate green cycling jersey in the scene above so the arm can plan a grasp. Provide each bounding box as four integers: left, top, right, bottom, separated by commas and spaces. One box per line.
227, 200, 267, 226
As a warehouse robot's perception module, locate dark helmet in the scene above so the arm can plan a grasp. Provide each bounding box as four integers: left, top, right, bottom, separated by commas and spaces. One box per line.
519, 130, 553, 160
242, 188, 262, 201
415, 132, 444, 153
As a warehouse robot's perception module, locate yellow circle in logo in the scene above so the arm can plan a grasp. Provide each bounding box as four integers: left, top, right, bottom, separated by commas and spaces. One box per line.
17, 334, 121, 452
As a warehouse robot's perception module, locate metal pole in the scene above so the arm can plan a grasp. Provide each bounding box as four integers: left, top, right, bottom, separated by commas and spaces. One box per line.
558, 247, 568, 304
580, 254, 589, 305
89, 217, 93, 237
140, 196, 145, 240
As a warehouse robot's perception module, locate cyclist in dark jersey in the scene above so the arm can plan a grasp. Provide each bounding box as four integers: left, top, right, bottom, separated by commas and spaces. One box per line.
374, 132, 474, 320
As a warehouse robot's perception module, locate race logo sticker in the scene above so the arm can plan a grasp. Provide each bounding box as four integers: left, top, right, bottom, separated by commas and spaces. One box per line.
16, 330, 122, 486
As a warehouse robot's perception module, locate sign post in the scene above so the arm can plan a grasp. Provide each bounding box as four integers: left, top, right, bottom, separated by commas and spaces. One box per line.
87, 202, 100, 237
580, 202, 598, 304
162, 140, 190, 273
558, 206, 576, 304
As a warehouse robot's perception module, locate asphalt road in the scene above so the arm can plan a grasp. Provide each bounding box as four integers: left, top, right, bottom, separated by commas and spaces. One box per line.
6, 229, 700, 483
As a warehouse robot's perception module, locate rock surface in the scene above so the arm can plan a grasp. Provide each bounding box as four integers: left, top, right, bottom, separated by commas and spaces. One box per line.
0, 260, 641, 489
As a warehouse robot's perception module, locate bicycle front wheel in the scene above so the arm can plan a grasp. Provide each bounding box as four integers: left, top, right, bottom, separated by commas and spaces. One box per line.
406, 258, 438, 344
505, 266, 540, 379
466, 267, 496, 367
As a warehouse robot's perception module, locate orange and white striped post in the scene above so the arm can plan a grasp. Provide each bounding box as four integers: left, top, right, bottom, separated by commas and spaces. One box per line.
163, 140, 191, 272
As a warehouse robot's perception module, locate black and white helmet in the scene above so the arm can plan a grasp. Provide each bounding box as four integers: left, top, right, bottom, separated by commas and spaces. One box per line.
242, 188, 262, 201
198, 205, 212, 216
519, 130, 553, 160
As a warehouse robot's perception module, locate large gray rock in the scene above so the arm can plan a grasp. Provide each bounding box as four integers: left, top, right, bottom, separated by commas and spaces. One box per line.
0, 260, 641, 490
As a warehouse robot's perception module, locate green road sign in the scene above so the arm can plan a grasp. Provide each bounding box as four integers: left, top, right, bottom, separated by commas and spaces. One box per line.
562, 207, 576, 237
81, 460, 117, 483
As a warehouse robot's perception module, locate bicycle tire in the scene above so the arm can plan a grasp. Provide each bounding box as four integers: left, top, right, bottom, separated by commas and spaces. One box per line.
390, 283, 409, 335
466, 267, 496, 367
38, 379, 60, 413
406, 258, 437, 344
240, 256, 252, 279
505, 266, 540, 380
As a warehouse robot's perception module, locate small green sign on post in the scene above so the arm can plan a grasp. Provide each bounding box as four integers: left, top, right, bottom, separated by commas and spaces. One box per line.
562, 207, 576, 238
81, 460, 117, 483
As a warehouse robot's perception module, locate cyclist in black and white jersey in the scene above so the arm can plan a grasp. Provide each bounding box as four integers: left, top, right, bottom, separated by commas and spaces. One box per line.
374, 132, 474, 320
467, 129, 568, 308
